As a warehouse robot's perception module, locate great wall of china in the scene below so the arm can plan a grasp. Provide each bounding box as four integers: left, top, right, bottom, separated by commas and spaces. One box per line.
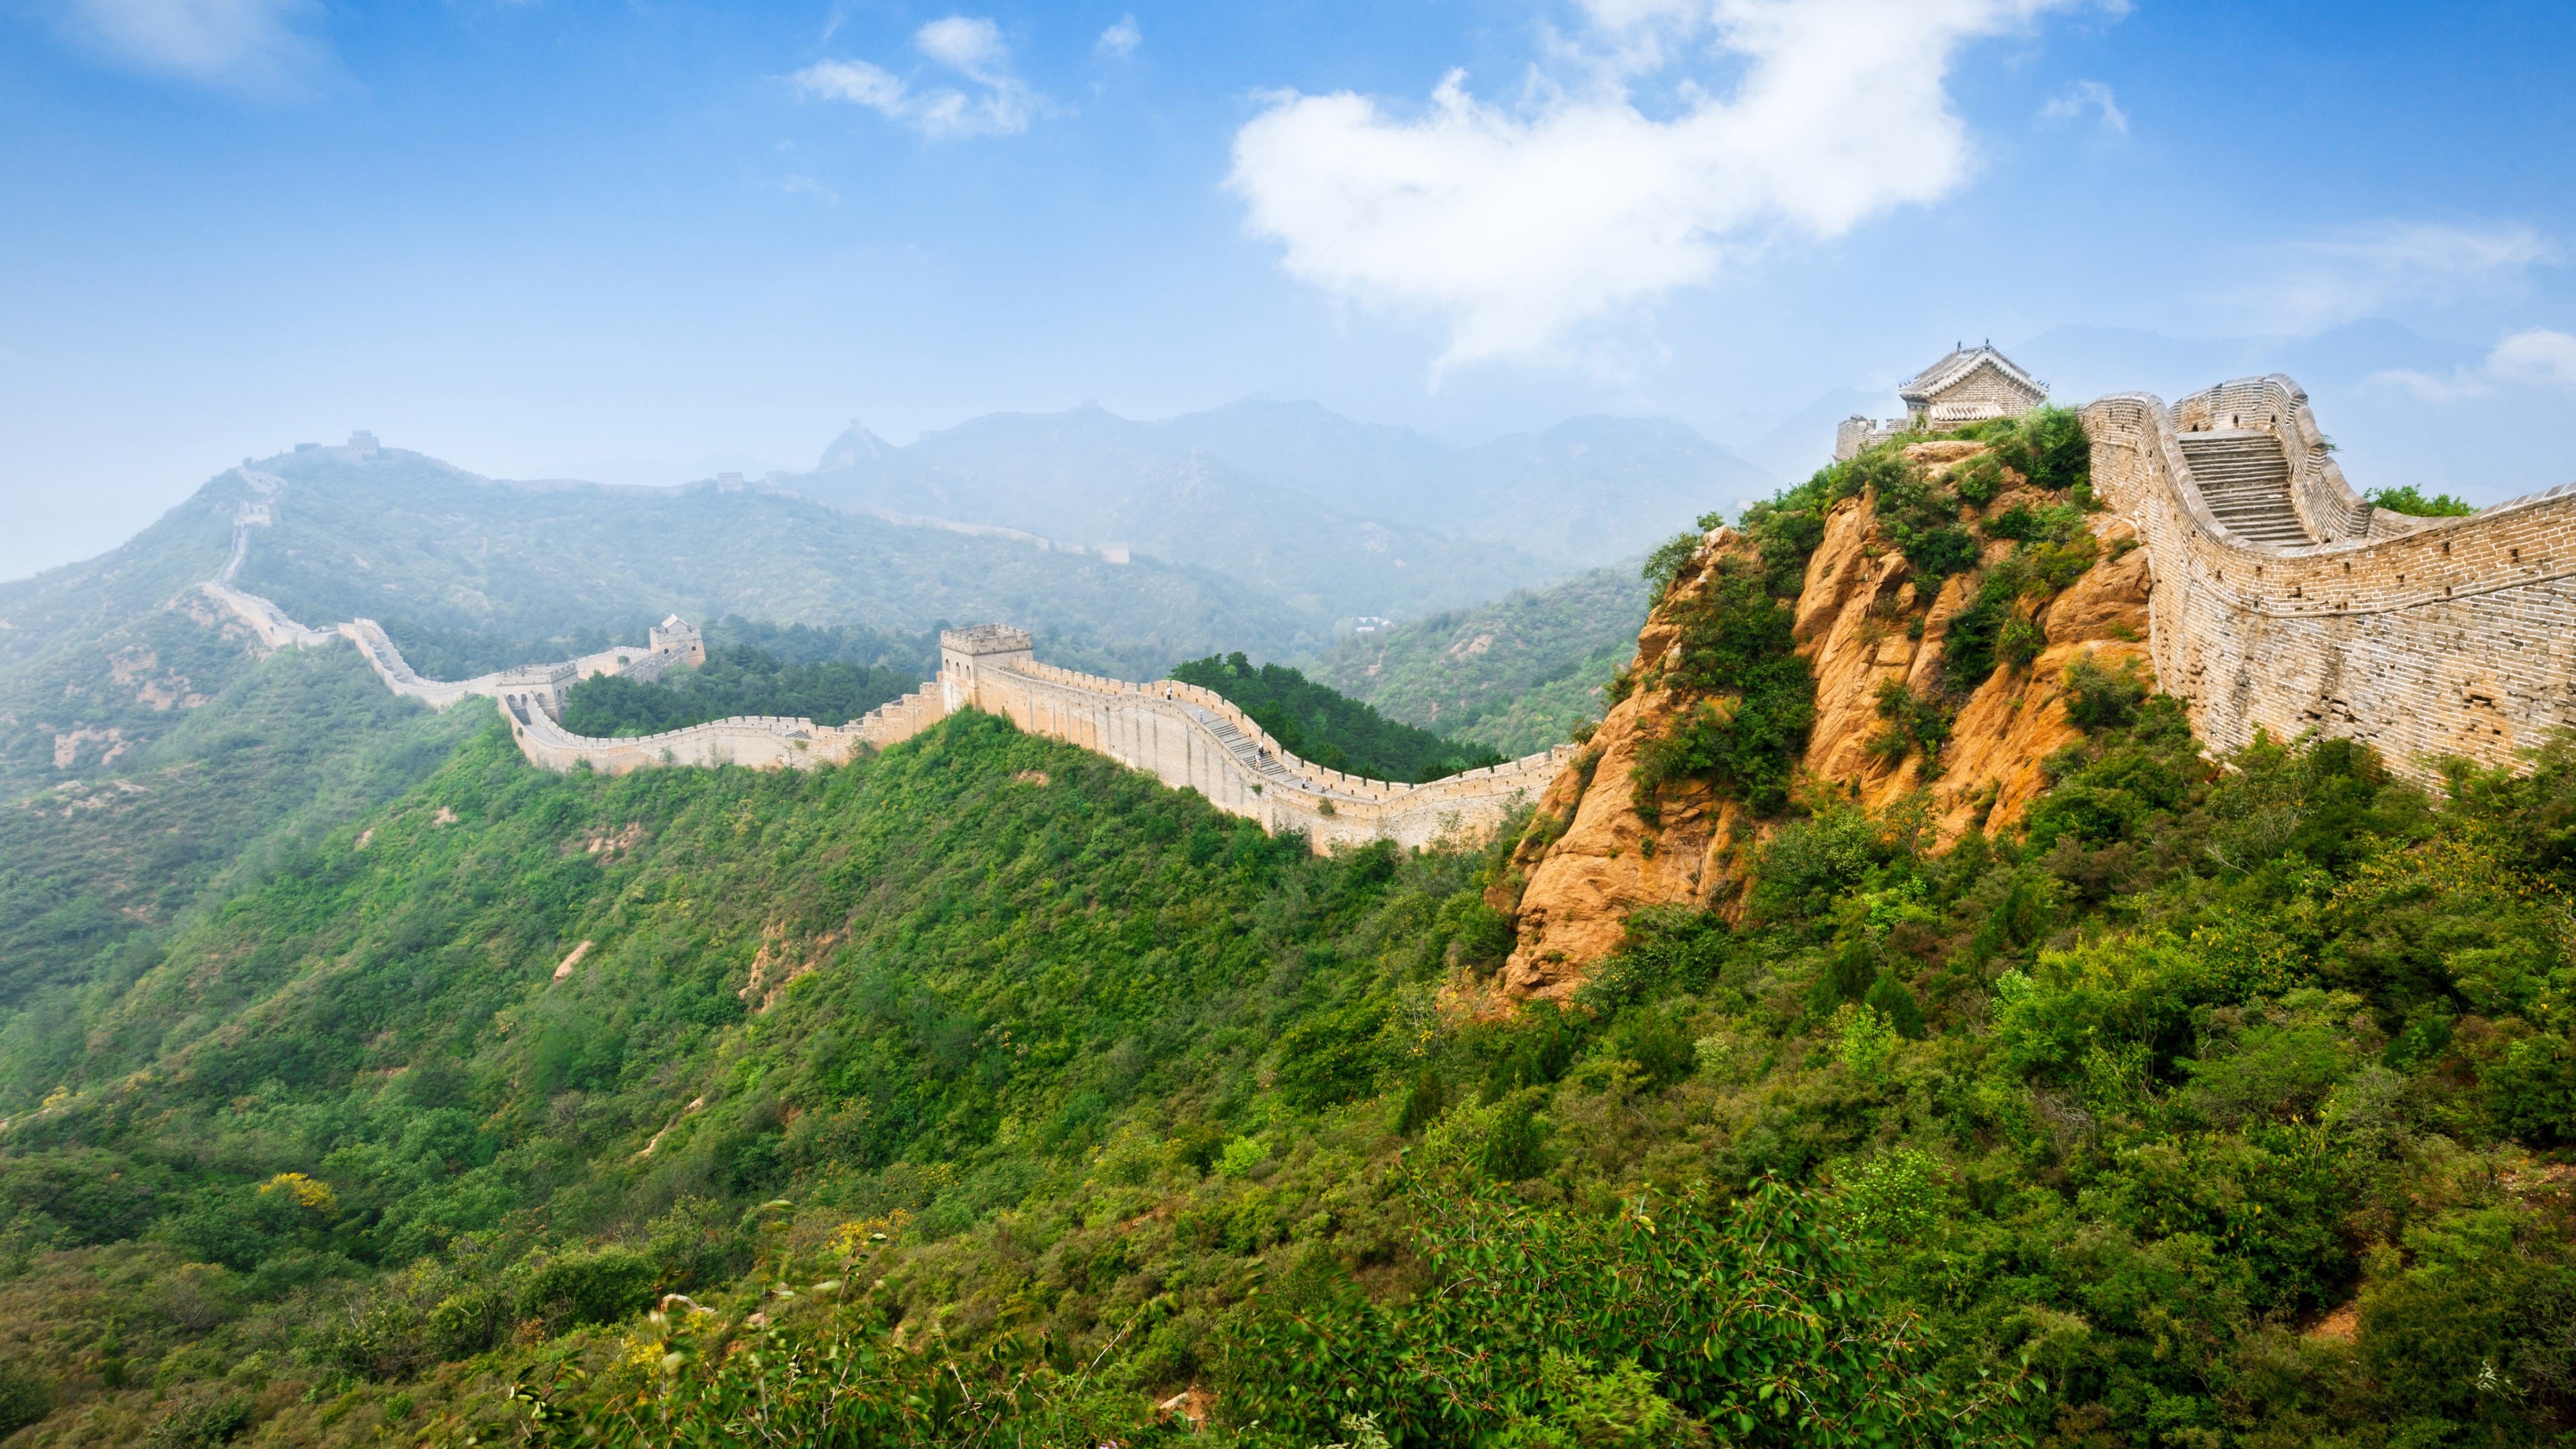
195, 374, 2576, 860
2081, 375, 2576, 777
195, 491, 1571, 850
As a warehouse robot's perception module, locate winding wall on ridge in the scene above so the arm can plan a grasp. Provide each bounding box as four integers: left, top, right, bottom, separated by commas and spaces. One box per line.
2084, 375, 2576, 776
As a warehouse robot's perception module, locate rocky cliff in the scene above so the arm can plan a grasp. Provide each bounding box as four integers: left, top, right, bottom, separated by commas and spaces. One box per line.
1488, 437, 2155, 999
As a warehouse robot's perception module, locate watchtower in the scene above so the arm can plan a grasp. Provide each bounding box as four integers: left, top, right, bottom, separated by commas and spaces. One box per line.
494, 661, 578, 720
940, 624, 1034, 713
648, 615, 706, 667
1837, 343, 2049, 459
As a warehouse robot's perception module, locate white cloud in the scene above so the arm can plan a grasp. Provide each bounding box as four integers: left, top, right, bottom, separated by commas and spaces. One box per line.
2259, 222, 2559, 332
767, 174, 842, 204
2041, 78, 2125, 134
55, 0, 333, 95
1095, 14, 1141, 60
792, 15, 1035, 138
1226, 0, 2089, 367
2487, 327, 2576, 389
2369, 328, 2576, 401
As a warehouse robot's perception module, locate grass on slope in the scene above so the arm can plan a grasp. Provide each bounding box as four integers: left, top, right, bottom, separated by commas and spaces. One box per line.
1306, 564, 1649, 759
1168, 652, 1506, 781
0, 643, 484, 1077
0, 474, 257, 795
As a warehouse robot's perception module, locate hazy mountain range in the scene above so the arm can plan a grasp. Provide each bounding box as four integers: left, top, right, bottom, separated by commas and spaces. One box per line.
788, 397, 1777, 581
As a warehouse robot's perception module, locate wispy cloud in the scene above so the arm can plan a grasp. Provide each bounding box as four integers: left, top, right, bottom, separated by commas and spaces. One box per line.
792, 15, 1036, 138
1095, 14, 1141, 60
2373, 327, 2576, 401
53, 0, 336, 96
1226, 0, 2097, 369
766, 174, 841, 204
2041, 79, 2125, 134
2254, 221, 2560, 332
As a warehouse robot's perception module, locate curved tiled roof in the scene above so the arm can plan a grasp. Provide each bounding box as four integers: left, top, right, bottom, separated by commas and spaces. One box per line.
1896, 344, 2047, 407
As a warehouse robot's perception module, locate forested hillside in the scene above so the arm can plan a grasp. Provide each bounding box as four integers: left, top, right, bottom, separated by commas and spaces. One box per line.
1307, 565, 1650, 759
3, 424, 2573, 1449
0, 674, 2565, 1444
558, 645, 916, 736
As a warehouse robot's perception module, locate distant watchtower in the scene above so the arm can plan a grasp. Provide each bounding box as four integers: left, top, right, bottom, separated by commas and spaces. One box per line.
940, 624, 1034, 713
648, 615, 705, 667
1836, 343, 2049, 460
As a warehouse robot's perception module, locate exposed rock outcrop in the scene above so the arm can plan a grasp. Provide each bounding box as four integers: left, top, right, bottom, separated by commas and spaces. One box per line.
1492, 444, 2155, 999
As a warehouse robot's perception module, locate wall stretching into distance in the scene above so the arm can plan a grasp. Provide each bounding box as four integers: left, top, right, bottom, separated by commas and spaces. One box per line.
201, 584, 1564, 853
190, 373, 2576, 862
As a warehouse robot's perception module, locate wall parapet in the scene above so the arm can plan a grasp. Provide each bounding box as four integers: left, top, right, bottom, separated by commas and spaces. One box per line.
2083, 382, 2576, 776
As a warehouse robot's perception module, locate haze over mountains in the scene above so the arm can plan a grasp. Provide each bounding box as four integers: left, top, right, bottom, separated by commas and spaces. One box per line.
788, 396, 1777, 586
0, 397, 1767, 795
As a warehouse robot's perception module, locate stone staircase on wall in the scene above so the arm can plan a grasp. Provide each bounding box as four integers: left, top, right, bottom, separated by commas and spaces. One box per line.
2177, 429, 2316, 547
1185, 704, 1301, 788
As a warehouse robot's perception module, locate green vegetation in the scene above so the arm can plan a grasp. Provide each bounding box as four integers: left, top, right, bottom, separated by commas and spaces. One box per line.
2367, 485, 2480, 518
0, 647, 479, 1018
1306, 566, 1651, 760
1627, 558, 1816, 817
559, 646, 917, 736
0, 662, 2564, 1444
1, 407, 2567, 1446
1171, 652, 1507, 781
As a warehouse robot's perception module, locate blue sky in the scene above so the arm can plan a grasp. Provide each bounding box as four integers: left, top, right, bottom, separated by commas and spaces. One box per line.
4, 0, 2573, 579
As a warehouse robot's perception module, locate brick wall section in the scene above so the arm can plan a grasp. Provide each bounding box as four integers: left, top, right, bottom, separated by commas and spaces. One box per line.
2084, 377, 2576, 776
942, 634, 1574, 852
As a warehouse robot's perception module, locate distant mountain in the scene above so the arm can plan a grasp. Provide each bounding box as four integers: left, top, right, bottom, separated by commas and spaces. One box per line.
795, 405, 1541, 621
1736, 387, 1878, 483
789, 398, 1776, 586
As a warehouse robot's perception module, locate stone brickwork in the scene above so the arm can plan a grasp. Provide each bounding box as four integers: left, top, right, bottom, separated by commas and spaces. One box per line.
926, 626, 1573, 851
2084, 375, 2576, 776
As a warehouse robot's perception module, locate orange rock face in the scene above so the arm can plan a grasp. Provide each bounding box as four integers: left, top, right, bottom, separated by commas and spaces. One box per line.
1491, 456, 2156, 998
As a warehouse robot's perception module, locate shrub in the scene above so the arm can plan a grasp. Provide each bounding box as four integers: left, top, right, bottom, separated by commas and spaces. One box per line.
0, 1361, 50, 1434
2063, 656, 2149, 733
1630, 560, 1816, 816
1609, 1009, 1699, 1090
516, 1248, 656, 1329
1215, 1136, 1270, 1181
1273, 1003, 1390, 1110
1997, 614, 2047, 672
2366, 484, 2477, 518
1479, 1095, 1551, 1182
1951, 451, 2006, 507
1216, 1175, 2005, 1446
145, 1396, 253, 1448
1868, 678, 1950, 766
1641, 511, 1729, 602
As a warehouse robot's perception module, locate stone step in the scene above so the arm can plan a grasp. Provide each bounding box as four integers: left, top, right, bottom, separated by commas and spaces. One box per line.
2178, 429, 2316, 545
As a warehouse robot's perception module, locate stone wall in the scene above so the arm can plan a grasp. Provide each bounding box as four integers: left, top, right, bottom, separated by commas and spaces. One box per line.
939, 630, 1575, 852
2084, 376, 2576, 776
